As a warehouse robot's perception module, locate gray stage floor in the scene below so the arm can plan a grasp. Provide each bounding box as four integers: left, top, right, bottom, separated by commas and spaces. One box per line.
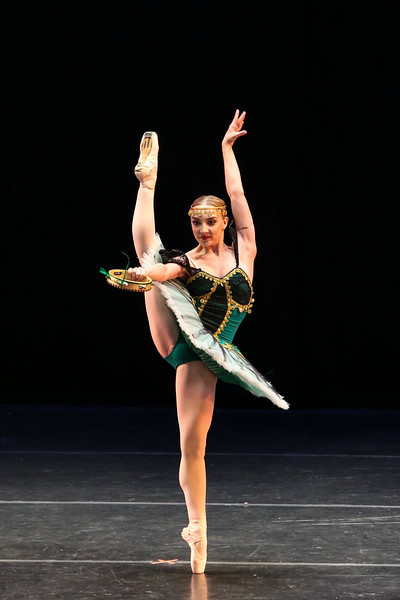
0, 405, 399, 599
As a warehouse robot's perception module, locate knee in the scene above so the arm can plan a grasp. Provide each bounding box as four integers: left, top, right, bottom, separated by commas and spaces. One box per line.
180, 435, 207, 461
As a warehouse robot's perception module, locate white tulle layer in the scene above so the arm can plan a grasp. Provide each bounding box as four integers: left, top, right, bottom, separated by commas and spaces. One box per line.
141, 234, 289, 410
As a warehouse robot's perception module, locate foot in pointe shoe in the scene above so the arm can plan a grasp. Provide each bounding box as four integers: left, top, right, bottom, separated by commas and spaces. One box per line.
181, 522, 207, 574
134, 131, 158, 188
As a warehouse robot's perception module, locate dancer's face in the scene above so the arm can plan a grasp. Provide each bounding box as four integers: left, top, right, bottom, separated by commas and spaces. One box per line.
190, 214, 228, 247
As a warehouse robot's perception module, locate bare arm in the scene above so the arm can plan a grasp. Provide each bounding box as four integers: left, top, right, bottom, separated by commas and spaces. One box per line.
128, 262, 186, 282
222, 110, 257, 262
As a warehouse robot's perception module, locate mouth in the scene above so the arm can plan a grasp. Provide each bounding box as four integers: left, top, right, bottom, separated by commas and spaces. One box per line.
200, 236, 210, 241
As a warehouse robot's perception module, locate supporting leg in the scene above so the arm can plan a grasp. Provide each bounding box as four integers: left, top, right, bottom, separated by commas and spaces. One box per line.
176, 361, 217, 572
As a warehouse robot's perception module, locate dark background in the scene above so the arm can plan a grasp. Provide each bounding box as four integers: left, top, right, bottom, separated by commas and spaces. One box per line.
3, 1, 398, 410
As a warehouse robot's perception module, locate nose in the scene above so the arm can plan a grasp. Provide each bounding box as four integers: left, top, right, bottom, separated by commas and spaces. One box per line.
199, 223, 208, 233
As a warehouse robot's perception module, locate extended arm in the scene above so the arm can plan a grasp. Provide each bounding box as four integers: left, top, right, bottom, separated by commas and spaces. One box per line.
128, 262, 186, 282
222, 110, 257, 262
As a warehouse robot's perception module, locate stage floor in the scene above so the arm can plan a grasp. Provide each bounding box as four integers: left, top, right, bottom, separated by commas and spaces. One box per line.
0, 404, 399, 599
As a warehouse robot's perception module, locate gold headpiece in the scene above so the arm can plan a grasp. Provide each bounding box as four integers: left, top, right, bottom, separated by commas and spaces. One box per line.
188, 205, 227, 219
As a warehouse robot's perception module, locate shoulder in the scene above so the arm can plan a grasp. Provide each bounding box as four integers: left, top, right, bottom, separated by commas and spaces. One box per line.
185, 248, 202, 269
186, 247, 199, 259
160, 248, 200, 278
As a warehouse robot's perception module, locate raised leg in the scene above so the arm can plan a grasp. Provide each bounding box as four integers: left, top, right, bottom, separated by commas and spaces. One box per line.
143, 286, 179, 357
132, 131, 179, 357
132, 132, 158, 260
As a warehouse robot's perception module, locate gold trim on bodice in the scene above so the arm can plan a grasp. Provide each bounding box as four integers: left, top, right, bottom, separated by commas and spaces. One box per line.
187, 268, 254, 342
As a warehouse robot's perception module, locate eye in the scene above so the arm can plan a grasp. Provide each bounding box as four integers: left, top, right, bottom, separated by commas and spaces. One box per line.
207, 219, 216, 226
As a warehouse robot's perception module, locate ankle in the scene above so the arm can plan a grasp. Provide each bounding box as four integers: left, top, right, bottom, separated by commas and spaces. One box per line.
139, 180, 156, 190
188, 518, 207, 531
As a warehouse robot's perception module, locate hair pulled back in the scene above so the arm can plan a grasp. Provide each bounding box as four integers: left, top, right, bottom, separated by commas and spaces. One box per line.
190, 195, 227, 210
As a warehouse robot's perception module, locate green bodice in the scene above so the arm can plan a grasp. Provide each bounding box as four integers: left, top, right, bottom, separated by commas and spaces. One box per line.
187, 268, 254, 347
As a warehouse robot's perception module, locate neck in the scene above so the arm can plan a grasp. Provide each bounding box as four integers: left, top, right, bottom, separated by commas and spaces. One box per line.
198, 239, 226, 255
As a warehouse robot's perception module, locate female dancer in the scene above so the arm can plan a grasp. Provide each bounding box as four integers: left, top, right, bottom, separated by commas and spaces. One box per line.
130, 110, 288, 574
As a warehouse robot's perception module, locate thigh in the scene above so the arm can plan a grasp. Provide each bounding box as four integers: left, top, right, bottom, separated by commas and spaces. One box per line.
176, 362, 217, 450
144, 285, 179, 357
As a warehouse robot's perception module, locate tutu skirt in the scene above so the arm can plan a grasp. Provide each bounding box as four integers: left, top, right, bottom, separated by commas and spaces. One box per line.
141, 234, 289, 410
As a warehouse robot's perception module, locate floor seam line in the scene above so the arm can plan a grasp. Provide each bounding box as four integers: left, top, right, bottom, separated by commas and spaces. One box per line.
0, 501, 399, 508
0, 559, 399, 567
1, 451, 399, 458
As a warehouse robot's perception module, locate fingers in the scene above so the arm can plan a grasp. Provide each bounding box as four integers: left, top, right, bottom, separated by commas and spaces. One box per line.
231, 130, 247, 143
232, 109, 246, 128
134, 267, 147, 281
222, 109, 248, 145
229, 129, 247, 143
128, 267, 147, 281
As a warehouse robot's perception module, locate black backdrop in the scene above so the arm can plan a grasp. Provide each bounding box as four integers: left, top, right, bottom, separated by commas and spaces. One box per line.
3, 2, 398, 409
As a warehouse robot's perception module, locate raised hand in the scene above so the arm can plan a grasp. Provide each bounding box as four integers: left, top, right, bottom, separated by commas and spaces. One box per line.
222, 109, 247, 146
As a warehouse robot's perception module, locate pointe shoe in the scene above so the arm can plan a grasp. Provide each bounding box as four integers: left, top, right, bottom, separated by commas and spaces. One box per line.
181, 523, 207, 574
134, 131, 158, 188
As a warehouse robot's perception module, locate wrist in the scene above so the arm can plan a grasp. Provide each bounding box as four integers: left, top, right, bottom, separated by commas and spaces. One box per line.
222, 140, 234, 151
